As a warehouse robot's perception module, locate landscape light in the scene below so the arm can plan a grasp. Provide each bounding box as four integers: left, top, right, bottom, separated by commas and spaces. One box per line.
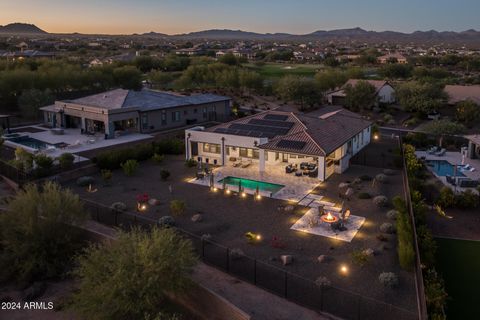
374, 134, 379, 140
212, 187, 218, 192
256, 194, 262, 200
241, 192, 247, 198
256, 234, 262, 241
340, 264, 348, 275
225, 189, 231, 195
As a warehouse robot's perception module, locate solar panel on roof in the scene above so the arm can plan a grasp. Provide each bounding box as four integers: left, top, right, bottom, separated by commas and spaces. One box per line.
277, 140, 306, 150
264, 114, 288, 121
249, 119, 294, 129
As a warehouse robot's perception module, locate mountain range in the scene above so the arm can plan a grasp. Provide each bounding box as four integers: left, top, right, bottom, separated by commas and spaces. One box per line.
1, 23, 480, 46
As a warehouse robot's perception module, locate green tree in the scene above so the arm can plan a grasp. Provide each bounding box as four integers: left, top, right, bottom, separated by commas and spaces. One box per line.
0, 182, 86, 284
113, 66, 142, 90
396, 81, 446, 115
455, 100, 480, 127
315, 70, 347, 92
148, 71, 174, 90
423, 119, 466, 147
275, 75, 320, 110
379, 64, 413, 79
344, 80, 377, 111
218, 53, 239, 66
71, 227, 196, 320
18, 88, 55, 119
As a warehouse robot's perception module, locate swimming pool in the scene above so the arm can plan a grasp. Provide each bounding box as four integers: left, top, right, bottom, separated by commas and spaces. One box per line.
9, 136, 53, 150
426, 160, 465, 177
218, 176, 285, 194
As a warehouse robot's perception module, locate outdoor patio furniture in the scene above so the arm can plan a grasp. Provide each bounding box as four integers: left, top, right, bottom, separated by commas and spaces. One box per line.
308, 167, 318, 178
232, 159, 242, 167
427, 146, 438, 155
229, 157, 237, 162
446, 175, 456, 185
435, 148, 446, 156
241, 159, 252, 168
295, 171, 302, 177
285, 164, 296, 173
458, 178, 479, 188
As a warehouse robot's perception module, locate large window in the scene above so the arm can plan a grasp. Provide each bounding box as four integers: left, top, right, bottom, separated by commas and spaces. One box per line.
141, 113, 148, 129
161, 110, 166, 125
172, 111, 180, 122
239, 148, 259, 159
203, 143, 221, 154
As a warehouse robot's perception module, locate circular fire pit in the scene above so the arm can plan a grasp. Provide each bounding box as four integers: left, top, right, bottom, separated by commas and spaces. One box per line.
321, 212, 339, 223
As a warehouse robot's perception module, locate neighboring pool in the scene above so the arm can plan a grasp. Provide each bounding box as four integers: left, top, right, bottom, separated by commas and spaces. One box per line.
218, 176, 284, 194
9, 136, 53, 150
426, 160, 465, 177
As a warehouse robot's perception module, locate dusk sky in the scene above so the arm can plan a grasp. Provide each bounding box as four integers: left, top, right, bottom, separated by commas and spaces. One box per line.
1, 0, 479, 35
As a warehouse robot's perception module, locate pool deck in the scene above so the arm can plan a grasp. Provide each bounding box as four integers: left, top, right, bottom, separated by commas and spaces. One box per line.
415, 151, 480, 192
6, 125, 152, 160
189, 162, 320, 202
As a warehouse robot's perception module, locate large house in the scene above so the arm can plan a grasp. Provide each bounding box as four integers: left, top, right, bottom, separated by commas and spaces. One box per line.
326, 79, 396, 106
185, 108, 372, 181
377, 53, 408, 64
444, 85, 480, 105
41, 89, 231, 139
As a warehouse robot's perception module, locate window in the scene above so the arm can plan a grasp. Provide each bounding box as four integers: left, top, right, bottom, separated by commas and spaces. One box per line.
46, 112, 52, 122
194, 108, 198, 114
203, 107, 207, 119
203, 143, 220, 154
161, 110, 167, 125
239, 147, 259, 159
172, 111, 180, 122
141, 113, 148, 129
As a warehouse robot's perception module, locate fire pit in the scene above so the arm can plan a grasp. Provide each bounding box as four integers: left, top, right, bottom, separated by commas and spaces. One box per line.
321, 212, 339, 223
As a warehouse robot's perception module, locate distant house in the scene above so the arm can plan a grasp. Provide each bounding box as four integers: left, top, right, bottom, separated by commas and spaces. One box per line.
444, 85, 480, 105
326, 79, 396, 105
0, 50, 55, 60
40, 89, 231, 139
89, 58, 103, 68
377, 53, 408, 64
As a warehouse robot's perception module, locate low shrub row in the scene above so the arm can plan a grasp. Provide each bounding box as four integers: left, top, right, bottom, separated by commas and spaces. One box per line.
94, 139, 184, 170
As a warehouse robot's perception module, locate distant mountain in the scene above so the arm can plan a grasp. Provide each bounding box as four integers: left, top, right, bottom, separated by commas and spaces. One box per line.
141, 31, 169, 37
0, 23, 47, 34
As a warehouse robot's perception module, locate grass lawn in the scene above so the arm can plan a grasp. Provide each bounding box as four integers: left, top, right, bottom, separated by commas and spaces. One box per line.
435, 237, 480, 320
243, 63, 324, 78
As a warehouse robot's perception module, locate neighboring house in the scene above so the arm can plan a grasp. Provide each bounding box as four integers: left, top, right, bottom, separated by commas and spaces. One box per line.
444, 85, 480, 105
185, 108, 372, 181
89, 58, 103, 68
0, 50, 55, 60
40, 89, 231, 139
377, 53, 408, 64
465, 135, 480, 159
326, 79, 396, 105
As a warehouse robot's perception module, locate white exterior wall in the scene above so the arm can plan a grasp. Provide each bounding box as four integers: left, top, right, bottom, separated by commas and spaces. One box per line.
377, 85, 395, 104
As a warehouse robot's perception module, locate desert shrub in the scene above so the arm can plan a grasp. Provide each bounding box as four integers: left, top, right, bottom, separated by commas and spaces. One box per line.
351, 250, 370, 266
424, 269, 448, 319
34, 154, 54, 176
375, 173, 388, 183
71, 227, 196, 320
58, 153, 75, 169
455, 189, 479, 209
386, 210, 398, 220
437, 187, 455, 208
94, 143, 154, 170
379, 272, 399, 288
417, 225, 437, 267
158, 216, 175, 227
373, 195, 388, 207
0, 182, 86, 284
76, 176, 95, 187
185, 158, 197, 167
357, 192, 371, 199
380, 222, 395, 234
101, 169, 113, 184
394, 196, 415, 271
110, 202, 127, 212
359, 175, 372, 181
169, 200, 186, 216
154, 139, 184, 155
152, 153, 165, 164
121, 159, 138, 176
160, 169, 170, 181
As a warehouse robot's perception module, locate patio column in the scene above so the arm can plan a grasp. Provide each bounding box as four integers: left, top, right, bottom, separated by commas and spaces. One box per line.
467, 141, 475, 159
317, 156, 325, 181
105, 121, 115, 139
259, 149, 265, 172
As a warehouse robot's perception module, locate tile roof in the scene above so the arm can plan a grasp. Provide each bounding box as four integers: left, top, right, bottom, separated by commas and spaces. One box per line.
62, 89, 230, 111
444, 85, 480, 105
207, 108, 371, 157
343, 79, 391, 94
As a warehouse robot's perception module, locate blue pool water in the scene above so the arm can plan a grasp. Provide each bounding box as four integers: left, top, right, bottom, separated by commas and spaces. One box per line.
218, 176, 284, 194
426, 160, 465, 177
9, 136, 52, 150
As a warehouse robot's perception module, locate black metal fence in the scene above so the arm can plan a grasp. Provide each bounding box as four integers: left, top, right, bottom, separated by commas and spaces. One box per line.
0, 159, 32, 185
82, 198, 418, 320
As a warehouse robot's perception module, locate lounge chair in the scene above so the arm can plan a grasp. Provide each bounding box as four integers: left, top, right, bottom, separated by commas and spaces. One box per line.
427, 147, 438, 155
232, 159, 242, 167
241, 159, 252, 168
435, 148, 446, 156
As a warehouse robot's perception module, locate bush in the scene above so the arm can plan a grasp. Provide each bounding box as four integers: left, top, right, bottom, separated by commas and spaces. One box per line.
437, 187, 455, 208
386, 210, 398, 220
394, 196, 415, 271
58, 153, 75, 169
158, 216, 175, 227
375, 173, 388, 183
151, 153, 165, 164
121, 160, 138, 176
101, 169, 113, 184
351, 250, 370, 266
185, 158, 197, 168
95, 143, 154, 170
357, 192, 371, 199
110, 202, 127, 212
34, 154, 54, 177
455, 190, 479, 209
0, 182, 86, 284
378, 272, 399, 288
169, 200, 186, 216
154, 139, 184, 155
160, 169, 170, 181
380, 222, 395, 234
76, 176, 95, 187
71, 227, 196, 320
373, 195, 388, 207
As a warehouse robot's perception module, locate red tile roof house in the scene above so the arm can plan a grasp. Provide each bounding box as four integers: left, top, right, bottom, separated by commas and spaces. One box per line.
377, 52, 408, 64
185, 108, 372, 181
444, 85, 480, 105
326, 79, 396, 106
